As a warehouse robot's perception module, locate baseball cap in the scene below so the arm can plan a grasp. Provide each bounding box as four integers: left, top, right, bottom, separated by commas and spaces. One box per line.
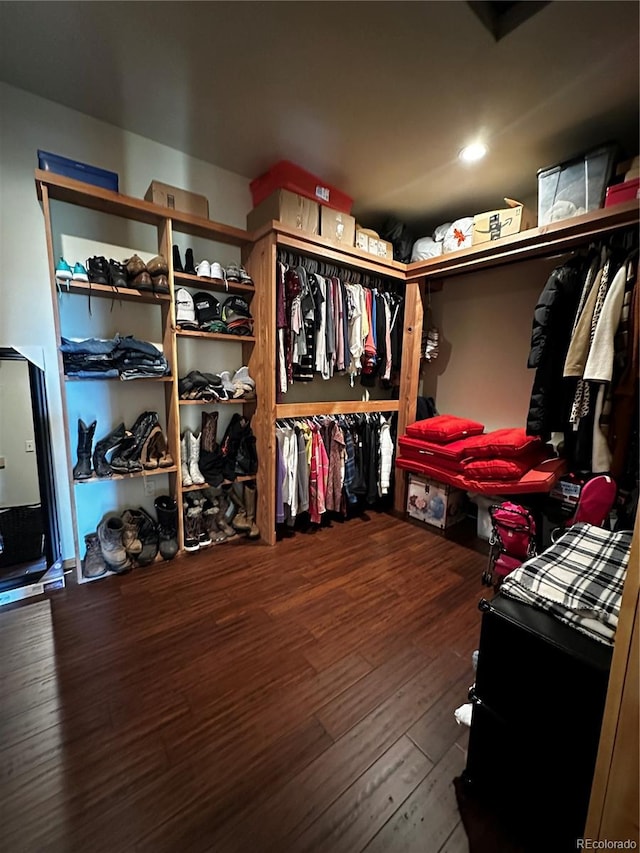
222, 295, 251, 322
175, 288, 199, 329
192, 291, 221, 327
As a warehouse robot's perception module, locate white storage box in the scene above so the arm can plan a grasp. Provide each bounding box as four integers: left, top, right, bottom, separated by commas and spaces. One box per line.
407, 474, 466, 530
468, 492, 500, 541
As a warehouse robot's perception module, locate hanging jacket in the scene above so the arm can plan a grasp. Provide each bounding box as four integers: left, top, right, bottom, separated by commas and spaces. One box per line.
525, 256, 586, 438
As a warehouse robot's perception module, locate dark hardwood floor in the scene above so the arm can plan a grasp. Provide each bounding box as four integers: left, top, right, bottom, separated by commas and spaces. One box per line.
1, 513, 487, 853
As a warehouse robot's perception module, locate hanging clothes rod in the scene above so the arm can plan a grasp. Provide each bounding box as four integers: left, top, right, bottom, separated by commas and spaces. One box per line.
276, 248, 399, 292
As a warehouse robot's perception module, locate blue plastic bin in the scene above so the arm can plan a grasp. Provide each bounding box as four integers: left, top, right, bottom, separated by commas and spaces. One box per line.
37, 149, 119, 192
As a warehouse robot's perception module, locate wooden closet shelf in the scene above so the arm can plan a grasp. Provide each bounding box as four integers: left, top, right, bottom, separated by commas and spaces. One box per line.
73, 466, 177, 485
174, 272, 254, 294
182, 475, 256, 492
275, 400, 400, 418
176, 329, 256, 342
58, 281, 171, 303
35, 170, 250, 246
407, 200, 640, 281
179, 397, 256, 406
254, 221, 407, 280
65, 375, 172, 383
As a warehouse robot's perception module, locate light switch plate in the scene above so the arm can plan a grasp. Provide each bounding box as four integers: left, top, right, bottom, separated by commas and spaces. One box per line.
25, 440, 35, 453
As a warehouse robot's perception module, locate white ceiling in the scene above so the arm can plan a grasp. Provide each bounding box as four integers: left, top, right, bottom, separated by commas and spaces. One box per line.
1, 1, 638, 232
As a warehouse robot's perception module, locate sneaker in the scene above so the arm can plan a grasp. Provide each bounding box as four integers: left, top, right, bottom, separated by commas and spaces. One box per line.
231, 366, 256, 396
87, 256, 109, 285
238, 266, 253, 286
210, 262, 226, 285
55, 257, 73, 281
225, 264, 241, 283
71, 262, 89, 282
195, 260, 211, 278
108, 259, 128, 288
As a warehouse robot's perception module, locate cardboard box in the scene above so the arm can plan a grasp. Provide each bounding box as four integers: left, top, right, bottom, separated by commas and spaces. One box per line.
320, 208, 356, 246
145, 181, 209, 219
473, 199, 535, 245
355, 228, 394, 260
406, 474, 467, 530
246, 189, 319, 235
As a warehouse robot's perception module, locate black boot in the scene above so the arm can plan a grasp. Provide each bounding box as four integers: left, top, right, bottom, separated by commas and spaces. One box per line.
173, 245, 184, 273
93, 422, 126, 478
110, 412, 159, 473
73, 418, 96, 480
184, 248, 196, 276
154, 495, 179, 560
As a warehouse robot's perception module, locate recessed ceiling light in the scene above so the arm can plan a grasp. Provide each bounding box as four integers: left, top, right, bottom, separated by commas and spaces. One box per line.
459, 142, 488, 163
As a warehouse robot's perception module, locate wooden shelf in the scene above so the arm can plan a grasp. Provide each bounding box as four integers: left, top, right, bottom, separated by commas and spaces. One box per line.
58, 280, 171, 303
174, 272, 254, 294
65, 375, 172, 382
179, 397, 255, 406
176, 329, 256, 342
275, 400, 400, 418
182, 475, 256, 492
35, 170, 250, 246
407, 201, 640, 282
251, 221, 407, 280
74, 465, 177, 484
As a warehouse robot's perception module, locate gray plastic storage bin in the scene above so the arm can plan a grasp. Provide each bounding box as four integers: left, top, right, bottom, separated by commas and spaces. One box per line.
537, 144, 617, 226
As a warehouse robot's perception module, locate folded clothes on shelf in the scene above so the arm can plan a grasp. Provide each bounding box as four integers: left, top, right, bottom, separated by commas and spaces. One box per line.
178, 367, 256, 400
60, 334, 170, 379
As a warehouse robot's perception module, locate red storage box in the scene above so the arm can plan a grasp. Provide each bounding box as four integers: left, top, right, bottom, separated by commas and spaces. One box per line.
250, 160, 353, 213
604, 178, 640, 207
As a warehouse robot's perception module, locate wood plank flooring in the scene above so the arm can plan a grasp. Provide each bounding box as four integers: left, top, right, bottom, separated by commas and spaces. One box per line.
0, 513, 487, 853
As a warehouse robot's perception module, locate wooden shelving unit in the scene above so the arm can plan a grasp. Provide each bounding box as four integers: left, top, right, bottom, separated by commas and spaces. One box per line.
73, 466, 178, 485
175, 329, 256, 342
179, 398, 255, 406
65, 375, 172, 383
57, 281, 171, 302
174, 272, 255, 294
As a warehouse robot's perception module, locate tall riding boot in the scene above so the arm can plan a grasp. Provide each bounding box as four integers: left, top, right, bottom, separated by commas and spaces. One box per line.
200, 410, 218, 454
154, 495, 179, 560
93, 422, 126, 478
181, 432, 193, 487
244, 484, 260, 540
188, 430, 205, 485
73, 418, 97, 480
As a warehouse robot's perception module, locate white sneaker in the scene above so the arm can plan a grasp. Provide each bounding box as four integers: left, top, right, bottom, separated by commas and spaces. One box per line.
232, 366, 255, 391
210, 262, 226, 285
195, 260, 211, 278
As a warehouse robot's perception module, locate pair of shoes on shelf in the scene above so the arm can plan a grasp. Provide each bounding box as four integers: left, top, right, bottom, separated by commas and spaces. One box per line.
194, 259, 226, 284
84, 256, 127, 288
124, 254, 169, 293
220, 366, 256, 399
173, 245, 196, 276
225, 263, 253, 286
56, 257, 88, 284
73, 414, 173, 480
183, 490, 236, 551
178, 370, 223, 400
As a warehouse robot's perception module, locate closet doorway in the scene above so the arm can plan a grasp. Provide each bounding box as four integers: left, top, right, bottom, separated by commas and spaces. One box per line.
0, 348, 62, 602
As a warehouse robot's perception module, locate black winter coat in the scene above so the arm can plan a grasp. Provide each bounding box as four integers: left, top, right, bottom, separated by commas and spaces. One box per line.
526, 257, 588, 438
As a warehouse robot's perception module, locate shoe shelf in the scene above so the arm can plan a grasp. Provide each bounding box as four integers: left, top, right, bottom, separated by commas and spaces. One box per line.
179, 398, 256, 406
182, 475, 256, 493
73, 466, 177, 485
175, 329, 256, 343
174, 272, 254, 294
59, 281, 171, 303
64, 375, 173, 382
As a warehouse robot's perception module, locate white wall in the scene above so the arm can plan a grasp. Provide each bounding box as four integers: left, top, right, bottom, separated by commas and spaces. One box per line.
422, 256, 561, 431
0, 82, 252, 558
0, 360, 40, 508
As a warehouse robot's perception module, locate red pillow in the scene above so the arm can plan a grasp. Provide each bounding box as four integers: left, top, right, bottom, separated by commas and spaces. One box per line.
461, 428, 544, 459
406, 414, 484, 443
463, 449, 549, 481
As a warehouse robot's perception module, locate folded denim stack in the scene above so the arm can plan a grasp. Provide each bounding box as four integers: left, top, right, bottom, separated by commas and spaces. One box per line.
60, 334, 170, 380
73, 412, 174, 481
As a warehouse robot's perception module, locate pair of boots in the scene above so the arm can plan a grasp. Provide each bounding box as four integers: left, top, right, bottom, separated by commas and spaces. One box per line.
74, 414, 172, 480
181, 428, 206, 487
183, 492, 230, 551
173, 245, 196, 276
227, 484, 260, 539
81, 496, 178, 579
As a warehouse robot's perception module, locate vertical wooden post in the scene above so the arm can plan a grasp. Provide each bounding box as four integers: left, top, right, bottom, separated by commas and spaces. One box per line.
393, 277, 424, 513
243, 233, 277, 544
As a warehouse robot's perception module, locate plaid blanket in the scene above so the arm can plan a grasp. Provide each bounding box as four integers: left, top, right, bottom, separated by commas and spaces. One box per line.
500, 523, 632, 645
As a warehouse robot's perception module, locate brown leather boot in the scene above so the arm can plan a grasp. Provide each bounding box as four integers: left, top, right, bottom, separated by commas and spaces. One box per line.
244, 485, 260, 540
201, 410, 219, 454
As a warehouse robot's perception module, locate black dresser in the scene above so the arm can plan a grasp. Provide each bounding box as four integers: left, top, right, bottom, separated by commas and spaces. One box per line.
462, 594, 613, 852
